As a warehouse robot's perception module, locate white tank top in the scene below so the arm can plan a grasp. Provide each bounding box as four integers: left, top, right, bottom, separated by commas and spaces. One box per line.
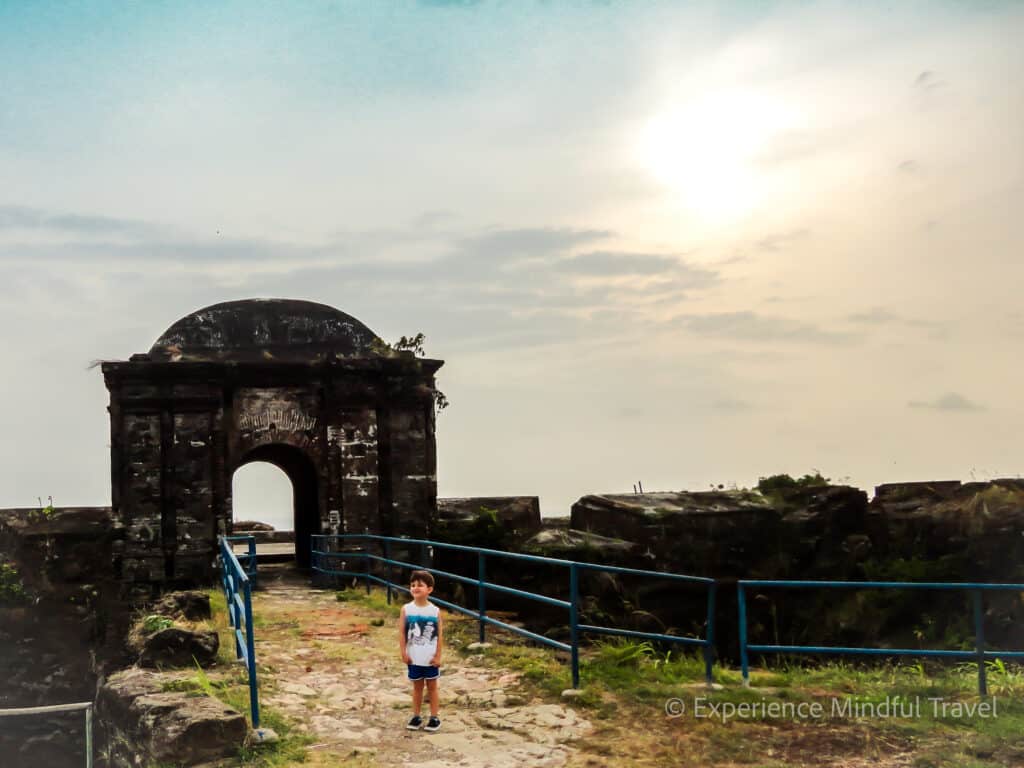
404, 600, 440, 666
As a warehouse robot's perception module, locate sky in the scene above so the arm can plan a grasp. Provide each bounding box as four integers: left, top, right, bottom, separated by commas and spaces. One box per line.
2, 1, 1022, 527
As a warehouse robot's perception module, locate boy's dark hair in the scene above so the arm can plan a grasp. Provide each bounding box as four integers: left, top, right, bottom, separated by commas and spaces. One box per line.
409, 569, 435, 588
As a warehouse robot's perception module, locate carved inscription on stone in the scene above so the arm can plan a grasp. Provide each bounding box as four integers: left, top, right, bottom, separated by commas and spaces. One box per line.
239, 407, 318, 448
239, 409, 317, 433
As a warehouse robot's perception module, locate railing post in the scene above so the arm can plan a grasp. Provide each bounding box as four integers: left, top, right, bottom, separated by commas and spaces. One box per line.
85, 704, 93, 768
738, 584, 750, 687
384, 539, 392, 605
247, 536, 257, 587
570, 562, 580, 689
365, 539, 371, 595
973, 589, 987, 696
704, 582, 717, 685
244, 578, 260, 728
478, 552, 487, 643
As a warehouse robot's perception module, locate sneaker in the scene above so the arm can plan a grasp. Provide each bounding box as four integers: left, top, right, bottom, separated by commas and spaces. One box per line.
406, 715, 423, 730
424, 716, 441, 732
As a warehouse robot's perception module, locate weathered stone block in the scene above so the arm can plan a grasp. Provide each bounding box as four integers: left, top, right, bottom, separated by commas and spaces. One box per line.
98, 668, 246, 767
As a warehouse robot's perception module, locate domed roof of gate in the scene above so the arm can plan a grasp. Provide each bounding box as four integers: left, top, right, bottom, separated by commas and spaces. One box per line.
149, 299, 382, 362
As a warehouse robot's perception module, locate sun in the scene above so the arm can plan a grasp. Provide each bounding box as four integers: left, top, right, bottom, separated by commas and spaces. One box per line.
637, 89, 796, 222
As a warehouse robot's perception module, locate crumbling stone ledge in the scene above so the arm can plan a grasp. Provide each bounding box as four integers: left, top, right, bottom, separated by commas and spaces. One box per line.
96, 668, 246, 767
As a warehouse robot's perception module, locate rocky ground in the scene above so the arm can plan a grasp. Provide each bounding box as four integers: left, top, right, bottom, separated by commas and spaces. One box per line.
254, 565, 592, 767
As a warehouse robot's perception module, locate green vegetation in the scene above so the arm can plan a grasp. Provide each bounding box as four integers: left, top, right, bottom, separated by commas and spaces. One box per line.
158, 665, 313, 766
204, 590, 315, 766
0, 562, 26, 603
27, 496, 57, 522
141, 614, 175, 633
335, 587, 396, 613
434, 505, 508, 548
444, 606, 1024, 767
757, 472, 830, 496
368, 332, 449, 412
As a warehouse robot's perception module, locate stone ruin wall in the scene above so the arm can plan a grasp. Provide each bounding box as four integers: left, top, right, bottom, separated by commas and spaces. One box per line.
104, 363, 438, 587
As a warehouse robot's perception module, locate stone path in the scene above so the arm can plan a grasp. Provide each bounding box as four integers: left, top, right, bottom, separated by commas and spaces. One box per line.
253, 567, 592, 767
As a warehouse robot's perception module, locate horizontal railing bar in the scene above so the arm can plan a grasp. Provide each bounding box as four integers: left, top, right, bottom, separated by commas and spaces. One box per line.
361, 553, 573, 608
311, 566, 365, 580
577, 624, 708, 646
748, 644, 978, 658
431, 595, 572, 651
746, 646, 1024, 660
0, 702, 93, 717
322, 533, 576, 567
220, 544, 249, 585
574, 562, 714, 584
740, 580, 1024, 591
312, 550, 369, 559
475, 613, 572, 652
360, 555, 480, 588
314, 570, 574, 652
382, 584, 571, 651
477, 580, 571, 608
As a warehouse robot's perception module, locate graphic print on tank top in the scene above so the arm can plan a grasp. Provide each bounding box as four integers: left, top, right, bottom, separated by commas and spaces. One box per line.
404, 601, 440, 666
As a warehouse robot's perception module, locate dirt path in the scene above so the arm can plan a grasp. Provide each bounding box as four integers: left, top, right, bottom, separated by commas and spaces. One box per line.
253, 566, 592, 767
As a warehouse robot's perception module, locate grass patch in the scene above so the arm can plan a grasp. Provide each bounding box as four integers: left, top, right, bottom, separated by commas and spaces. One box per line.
140, 614, 175, 633
205, 590, 315, 766
445, 618, 1024, 766
334, 587, 398, 614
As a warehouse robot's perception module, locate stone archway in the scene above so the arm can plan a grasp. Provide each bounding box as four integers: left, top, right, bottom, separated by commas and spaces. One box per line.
102, 298, 443, 587
233, 443, 320, 568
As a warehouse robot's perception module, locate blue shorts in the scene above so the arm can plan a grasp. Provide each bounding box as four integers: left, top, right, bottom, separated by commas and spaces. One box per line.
407, 664, 440, 681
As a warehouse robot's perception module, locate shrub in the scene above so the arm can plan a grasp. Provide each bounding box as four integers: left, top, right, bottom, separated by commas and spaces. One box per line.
757, 472, 830, 495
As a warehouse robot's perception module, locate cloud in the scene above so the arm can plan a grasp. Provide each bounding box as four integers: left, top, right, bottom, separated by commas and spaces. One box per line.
847, 308, 903, 325
845, 307, 947, 338
0, 205, 159, 238
556, 250, 716, 281
913, 70, 946, 91
754, 229, 810, 253
908, 392, 984, 411
453, 227, 611, 261
556, 250, 677, 276
0, 206, 721, 353
672, 311, 857, 345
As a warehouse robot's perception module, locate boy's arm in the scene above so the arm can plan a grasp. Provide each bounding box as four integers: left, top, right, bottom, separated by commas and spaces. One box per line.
398, 606, 411, 663
430, 612, 443, 666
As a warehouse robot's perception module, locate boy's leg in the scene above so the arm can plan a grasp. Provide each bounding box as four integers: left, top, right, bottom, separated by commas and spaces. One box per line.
412, 678, 425, 715
425, 678, 439, 717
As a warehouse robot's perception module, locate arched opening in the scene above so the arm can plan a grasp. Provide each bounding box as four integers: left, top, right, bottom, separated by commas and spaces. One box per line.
232, 463, 293, 531
232, 443, 320, 568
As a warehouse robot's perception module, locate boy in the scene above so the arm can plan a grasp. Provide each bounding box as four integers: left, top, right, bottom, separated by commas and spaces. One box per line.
399, 569, 443, 731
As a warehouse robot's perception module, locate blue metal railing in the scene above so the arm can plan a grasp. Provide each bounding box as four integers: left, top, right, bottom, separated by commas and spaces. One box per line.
738, 579, 1024, 694
226, 534, 258, 587
217, 535, 260, 728
311, 533, 717, 687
